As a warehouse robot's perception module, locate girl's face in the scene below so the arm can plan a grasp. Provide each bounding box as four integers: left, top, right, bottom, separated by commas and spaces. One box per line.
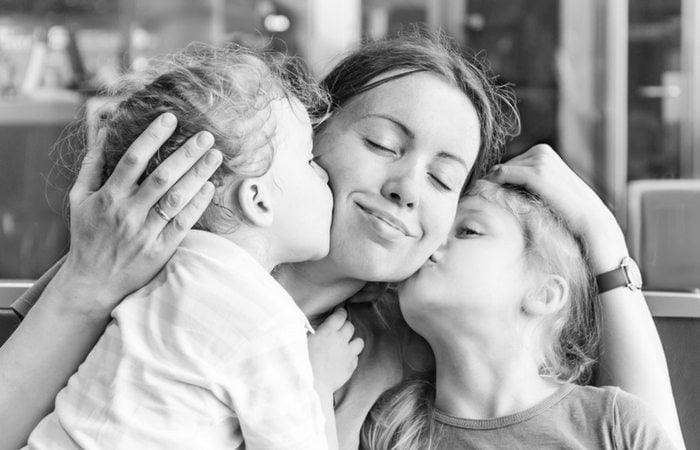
399, 194, 531, 333
313, 72, 481, 282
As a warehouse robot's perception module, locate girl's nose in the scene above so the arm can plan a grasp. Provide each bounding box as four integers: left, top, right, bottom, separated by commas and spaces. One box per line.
430, 236, 449, 262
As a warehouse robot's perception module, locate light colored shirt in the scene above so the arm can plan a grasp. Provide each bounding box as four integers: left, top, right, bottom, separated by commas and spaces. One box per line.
432, 384, 677, 449
26, 230, 326, 450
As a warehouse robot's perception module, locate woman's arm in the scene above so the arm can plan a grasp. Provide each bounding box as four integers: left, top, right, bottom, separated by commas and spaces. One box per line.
0, 113, 222, 448
488, 144, 685, 449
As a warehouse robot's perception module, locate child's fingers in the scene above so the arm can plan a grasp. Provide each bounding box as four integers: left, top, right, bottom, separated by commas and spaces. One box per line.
338, 320, 355, 342
317, 307, 348, 331
349, 337, 364, 355
103, 113, 178, 194
157, 182, 215, 243
70, 129, 106, 204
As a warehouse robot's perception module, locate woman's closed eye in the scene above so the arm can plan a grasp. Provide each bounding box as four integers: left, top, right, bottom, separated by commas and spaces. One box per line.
364, 138, 399, 156
428, 173, 452, 191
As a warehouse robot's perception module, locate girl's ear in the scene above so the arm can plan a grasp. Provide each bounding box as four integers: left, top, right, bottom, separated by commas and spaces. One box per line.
522, 275, 568, 317
237, 177, 274, 228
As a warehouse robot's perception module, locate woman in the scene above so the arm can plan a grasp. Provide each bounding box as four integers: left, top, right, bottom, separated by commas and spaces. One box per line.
0, 30, 684, 449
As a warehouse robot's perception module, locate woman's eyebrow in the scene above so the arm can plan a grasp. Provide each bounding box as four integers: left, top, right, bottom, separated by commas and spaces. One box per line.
363, 113, 414, 139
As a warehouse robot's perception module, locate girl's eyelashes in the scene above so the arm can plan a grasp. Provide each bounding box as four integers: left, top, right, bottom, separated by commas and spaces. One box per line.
456, 225, 482, 237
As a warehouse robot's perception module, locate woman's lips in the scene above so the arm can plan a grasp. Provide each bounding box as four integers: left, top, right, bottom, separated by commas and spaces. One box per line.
355, 202, 416, 238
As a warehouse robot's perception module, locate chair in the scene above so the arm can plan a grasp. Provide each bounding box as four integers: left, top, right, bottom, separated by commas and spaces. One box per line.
628, 179, 700, 291
645, 291, 700, 450
0, 280, 31, 347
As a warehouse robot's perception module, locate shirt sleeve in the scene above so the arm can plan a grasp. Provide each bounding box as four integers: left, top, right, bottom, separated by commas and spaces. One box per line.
217, 323, 328, 450
613, 388, 679, 450
11, 255, 66, 317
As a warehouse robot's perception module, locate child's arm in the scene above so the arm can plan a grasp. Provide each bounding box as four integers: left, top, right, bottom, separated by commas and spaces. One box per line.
488, 144, 685, 449
0, 115, 220, 449
308, 308, 365, 450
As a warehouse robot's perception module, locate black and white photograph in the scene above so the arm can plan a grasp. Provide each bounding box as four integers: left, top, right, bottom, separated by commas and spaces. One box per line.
0, 1, 697, 449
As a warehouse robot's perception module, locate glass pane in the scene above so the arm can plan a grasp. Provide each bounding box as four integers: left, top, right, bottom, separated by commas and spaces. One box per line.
465, 0, 559, 158
628, 0, 682, 180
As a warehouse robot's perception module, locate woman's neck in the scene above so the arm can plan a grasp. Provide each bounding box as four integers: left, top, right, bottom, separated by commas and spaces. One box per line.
275, 259, 367, 323
429, 323, 560, 420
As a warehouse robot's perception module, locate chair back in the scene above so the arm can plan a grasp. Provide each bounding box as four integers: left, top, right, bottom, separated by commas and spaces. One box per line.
628, 179, 700, 291
0, 280, 31, 347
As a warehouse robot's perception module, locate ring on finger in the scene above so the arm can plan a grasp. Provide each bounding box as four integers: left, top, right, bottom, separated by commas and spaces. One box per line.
154, 201, 172, 222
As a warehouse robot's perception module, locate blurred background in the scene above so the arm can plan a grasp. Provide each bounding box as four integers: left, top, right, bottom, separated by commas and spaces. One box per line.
0, 0, 698, 444
0, 0, 697, 280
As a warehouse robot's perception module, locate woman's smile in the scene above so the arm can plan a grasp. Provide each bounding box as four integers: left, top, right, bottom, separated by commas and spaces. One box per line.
355, 201, 417, 240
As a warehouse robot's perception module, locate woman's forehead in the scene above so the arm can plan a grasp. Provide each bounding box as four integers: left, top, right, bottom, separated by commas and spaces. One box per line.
344, 72, 480, 140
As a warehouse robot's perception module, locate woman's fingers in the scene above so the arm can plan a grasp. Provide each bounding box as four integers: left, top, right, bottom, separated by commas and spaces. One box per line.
487, 144, 571, 195
137, 133, 218, 215
158, 181, 215, 243
103, 113, 178, 194
70, 129, 107, 205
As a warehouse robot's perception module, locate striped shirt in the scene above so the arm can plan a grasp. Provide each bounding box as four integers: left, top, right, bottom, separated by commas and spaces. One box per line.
26, 230, 326, 449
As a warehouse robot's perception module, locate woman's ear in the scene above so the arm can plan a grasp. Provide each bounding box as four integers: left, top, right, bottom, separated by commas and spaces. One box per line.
522, 275, 568, 317
237, 177, 274, 228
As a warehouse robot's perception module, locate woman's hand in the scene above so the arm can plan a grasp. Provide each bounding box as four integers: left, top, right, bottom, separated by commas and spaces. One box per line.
58, 113, 222, 318
487, 144, 686, 449
0, 114, 223, 449
308, 308, 365, 397
487, 144, 626, 273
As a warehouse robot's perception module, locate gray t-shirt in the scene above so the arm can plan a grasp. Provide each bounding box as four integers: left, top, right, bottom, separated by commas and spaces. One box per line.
433, 384, 676, 449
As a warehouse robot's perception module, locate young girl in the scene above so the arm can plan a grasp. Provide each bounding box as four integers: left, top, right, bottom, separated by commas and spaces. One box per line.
25, 44, 361, 449
362, 180, 676, 449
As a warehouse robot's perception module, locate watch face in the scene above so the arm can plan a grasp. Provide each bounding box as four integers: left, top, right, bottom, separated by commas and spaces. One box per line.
623, 257, 643, 290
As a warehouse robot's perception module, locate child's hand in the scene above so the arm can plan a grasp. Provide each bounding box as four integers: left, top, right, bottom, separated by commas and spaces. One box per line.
308, 308, 365, 397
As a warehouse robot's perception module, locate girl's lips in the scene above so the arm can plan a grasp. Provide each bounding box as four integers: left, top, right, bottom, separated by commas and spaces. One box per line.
355, 202, 416, 237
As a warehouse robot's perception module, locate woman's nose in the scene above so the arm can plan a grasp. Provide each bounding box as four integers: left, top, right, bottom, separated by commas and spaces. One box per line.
380, 166, 420, 208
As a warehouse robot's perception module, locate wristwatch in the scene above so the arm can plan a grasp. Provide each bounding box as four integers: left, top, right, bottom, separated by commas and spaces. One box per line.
596, 256, 643, 294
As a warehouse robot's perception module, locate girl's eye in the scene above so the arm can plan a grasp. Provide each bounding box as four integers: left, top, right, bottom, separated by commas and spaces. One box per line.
365, 138, 398, 155
456, 226, 481, 237
429, 173, 452, 192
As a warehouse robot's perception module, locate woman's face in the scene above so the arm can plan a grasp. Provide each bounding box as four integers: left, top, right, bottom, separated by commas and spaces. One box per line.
313, 72, 481, 282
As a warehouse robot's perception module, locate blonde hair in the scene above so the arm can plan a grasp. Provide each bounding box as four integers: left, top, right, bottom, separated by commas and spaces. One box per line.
70, 43, 328, 232
361, 180, 600, 450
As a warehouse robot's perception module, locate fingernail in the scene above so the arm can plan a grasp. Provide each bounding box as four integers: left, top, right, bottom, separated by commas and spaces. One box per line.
197, 132, 214, 148
205, 149, 222, 165
161, 113, 176, 127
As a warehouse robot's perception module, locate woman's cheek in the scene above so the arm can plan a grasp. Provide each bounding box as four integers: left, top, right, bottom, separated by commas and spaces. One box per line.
425, 196, 460, 241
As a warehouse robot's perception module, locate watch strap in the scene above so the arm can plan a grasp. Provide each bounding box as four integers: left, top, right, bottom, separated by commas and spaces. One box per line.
596, 267, 630, 294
